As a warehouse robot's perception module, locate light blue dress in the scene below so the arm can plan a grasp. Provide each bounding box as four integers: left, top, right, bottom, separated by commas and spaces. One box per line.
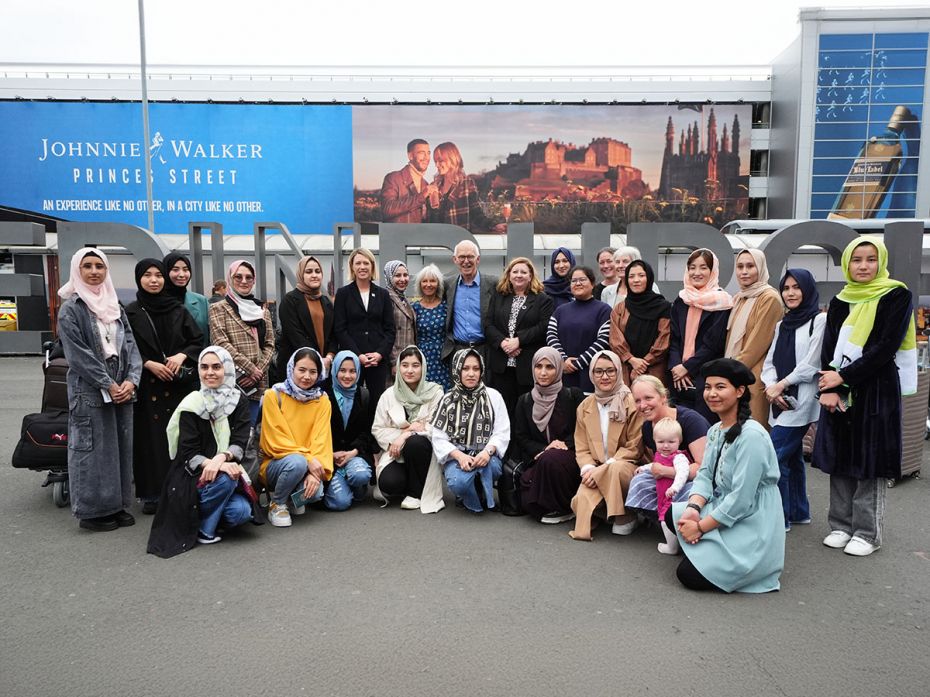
671, 420, 785, 593
184, 292, 210, 343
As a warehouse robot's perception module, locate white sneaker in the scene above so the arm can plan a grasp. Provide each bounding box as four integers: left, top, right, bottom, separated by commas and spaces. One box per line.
540, 511, 575, 525
400, 496, 421, 510
611, 517, 640, 536
268, 502, 293, 527
823, 530, 852, 549
844, 536, 880, 557
657, 520, 680, 555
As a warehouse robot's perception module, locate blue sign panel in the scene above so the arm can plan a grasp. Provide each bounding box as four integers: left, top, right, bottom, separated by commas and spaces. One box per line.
0, 102, 353, 234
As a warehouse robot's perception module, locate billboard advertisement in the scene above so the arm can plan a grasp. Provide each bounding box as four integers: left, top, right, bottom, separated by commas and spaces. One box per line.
353, 104, 751, 233
0, 101, 353, 234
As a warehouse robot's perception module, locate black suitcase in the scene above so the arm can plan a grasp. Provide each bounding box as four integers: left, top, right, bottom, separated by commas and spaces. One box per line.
42, 357, 69, 412
11, 410, 69, 471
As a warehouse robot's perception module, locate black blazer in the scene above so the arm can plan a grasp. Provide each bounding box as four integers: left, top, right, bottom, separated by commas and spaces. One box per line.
277, 288, 335, 371
326, 385, 378, 467
333, 282, 396, 358
512, 387, 585, 465
441, 272, 498, 359
484, 291, 555, 385
667, 298, 730, 377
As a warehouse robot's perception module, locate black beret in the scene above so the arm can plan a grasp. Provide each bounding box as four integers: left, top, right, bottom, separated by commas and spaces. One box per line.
701, 358, 756, 387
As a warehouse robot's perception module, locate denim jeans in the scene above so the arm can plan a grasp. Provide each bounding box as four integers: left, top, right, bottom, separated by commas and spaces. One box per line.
324, 456, 372, 511
248, 400, 262, 425
265, 453, 323, 506
443, 454, 503, 512
829, 474, 886, 546
198, 473, 252, 537
770, 424, 811, 526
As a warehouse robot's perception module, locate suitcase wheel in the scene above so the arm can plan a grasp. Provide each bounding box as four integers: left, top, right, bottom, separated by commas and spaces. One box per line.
52, 480, 70, 508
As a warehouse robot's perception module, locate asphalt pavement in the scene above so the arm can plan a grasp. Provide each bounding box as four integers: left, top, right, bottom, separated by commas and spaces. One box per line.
1, 356, 928, 697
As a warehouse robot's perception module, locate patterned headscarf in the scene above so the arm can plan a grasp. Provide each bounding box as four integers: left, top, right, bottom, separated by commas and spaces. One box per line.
384, 260, 408, 297
588, 350, 631, 424
272, 347, 325, 403
431, 348, 494, 450
58, 248, 121, 323
225, 260, 264, 322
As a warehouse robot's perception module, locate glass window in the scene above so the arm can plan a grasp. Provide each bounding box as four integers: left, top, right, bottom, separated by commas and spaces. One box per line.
815, 105, 870, 123
877, 68, 927, 86
818, 68, 872, 87
812, 175, 853, 192
819, 50, 872, 69
875, 50, 928, 69
816, 86, 859, 105
875, 33, 929, 50
815, 122, 868, 140
813, 140, 868, 158
811, 194, 841, 211
809, 210, 830, 220
870, 103, 923, 123
820, 34, 873, 50
872, 86, 926, 103
812, 158, 864, 176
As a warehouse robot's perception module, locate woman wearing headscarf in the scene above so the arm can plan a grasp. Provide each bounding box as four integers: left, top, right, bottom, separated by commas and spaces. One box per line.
275, 255, 336, 383
259, 347, 334, 527
126, 258, 204, 513
163, 251, 210, 342
542, 247, 576, 309
56, 248, 142, 532
513, 347, 586, 523
383, 260, 417, 378
432, 349, 511, 513
569, 350, 644, 540
668, 248, 734, 423
724, 249, 784, 428
667, 358, 785, 593
147, 346, 258, 556
208, 260, 275, 424
325, 350, 377, 511
762, 269, 826, 531
373, 346, 446, 512
609, 259, 671, 388
813, 237, 916, 557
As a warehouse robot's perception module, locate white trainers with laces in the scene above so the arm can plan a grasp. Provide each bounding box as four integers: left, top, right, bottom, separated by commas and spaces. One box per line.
823, 530, 852, 549
843, 536, 880, 556
268, 502, 293, 527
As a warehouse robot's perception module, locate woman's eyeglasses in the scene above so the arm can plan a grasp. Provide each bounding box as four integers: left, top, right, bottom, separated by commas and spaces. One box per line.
592, 367, 617, 377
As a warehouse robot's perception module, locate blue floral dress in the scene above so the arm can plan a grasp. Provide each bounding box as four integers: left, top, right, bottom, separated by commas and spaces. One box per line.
412, 299, 450, 391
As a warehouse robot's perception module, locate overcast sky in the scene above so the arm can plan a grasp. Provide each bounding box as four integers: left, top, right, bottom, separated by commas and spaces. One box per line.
1, 0, 922, 68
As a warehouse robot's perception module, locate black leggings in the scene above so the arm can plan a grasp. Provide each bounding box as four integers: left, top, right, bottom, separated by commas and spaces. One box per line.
378, 435, 433, 500
664, 508, 724, 593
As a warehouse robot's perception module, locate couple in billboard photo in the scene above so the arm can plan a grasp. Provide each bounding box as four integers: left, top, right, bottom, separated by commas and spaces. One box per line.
380, 138, 507, 233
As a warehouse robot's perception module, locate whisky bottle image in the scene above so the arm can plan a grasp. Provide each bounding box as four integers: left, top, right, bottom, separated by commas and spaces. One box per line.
828, 105, 913, 220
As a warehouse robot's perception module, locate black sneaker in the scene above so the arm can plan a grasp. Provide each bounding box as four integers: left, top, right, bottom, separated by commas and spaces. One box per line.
113, 510, 135, 527
79, 516, 118, 532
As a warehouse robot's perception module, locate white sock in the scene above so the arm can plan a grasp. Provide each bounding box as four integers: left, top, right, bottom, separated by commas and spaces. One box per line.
657, 520, 680, 555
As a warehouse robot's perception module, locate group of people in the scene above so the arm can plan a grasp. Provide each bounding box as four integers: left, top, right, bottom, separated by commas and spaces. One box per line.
55, 233, 916, 593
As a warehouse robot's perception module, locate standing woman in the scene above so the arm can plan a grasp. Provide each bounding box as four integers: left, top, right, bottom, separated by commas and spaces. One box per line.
56, 248, 142, 532
208, 260, 275, 424
383, 260, 417, 378
724, 249, 784, 428
325, 350, 377, 511
373, 346, 446, 512
163, 252, 211, 342
542, 247, 576, 309
485, 256, 554, 413
609, 259, 671, 387
668, 359, 785, 593
276, 255, 336, 383
569, 350, 644, 540
762, 269, 826, 531
813, 237, 916, 557
147, 346, 257, 556
126, 259, 204, 514
432, 349, 511, 513
411, 264, 450, 391
546, 265, 612, 393
668, 249, 733, 423
333, 248, 395, 408
513, 347, 586, 523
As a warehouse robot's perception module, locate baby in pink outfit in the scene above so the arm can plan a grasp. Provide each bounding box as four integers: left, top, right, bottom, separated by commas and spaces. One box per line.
635, 417, 689, 554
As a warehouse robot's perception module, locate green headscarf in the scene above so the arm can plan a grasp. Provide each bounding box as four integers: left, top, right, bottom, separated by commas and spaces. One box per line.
393, 345, 443, 415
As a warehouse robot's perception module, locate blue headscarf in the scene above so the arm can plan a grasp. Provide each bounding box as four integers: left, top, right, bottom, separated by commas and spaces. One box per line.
272, 347, 324, 403
542, 247, 577, 304
772, 269, 820, 415
331, 350, 361, 426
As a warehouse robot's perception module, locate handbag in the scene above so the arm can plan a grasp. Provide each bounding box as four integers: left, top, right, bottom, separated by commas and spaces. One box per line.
140, 308, 195, 382
497, 454, 526, 516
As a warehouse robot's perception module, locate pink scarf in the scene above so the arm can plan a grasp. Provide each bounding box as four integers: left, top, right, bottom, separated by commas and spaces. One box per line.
677, 249, 734, 312
57, 247, 121, 323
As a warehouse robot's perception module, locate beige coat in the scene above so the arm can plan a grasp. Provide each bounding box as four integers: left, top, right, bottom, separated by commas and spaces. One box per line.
570, 393, 644, 540
726, 289, 784, 429
371, 388, 445, 513
608, 301, 671, 388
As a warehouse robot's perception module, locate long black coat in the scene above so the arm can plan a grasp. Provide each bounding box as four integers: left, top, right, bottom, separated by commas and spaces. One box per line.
668, 298, 731, 423
333, 282, 396, 358
812, 286, 912, 480
275, 288, 335, 383
511, 387, 585, 465
484, 291, 555, 386
146, 394, 252, 558
326, 384, 378, 467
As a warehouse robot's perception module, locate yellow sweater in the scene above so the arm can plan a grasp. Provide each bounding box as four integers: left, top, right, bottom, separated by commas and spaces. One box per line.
259, 389, 334, 485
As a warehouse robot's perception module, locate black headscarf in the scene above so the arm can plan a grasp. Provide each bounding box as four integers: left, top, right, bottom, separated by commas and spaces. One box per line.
622, 260, 670, 358
542, 247, 576, 303
134, 259, 181, 315
162, 252, 192, 302
133, 258, 184, 358
771, 269, 820, 417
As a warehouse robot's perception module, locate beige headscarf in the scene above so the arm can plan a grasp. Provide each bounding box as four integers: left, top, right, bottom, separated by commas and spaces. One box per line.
725, 248, 774, 356
588, 350, 631, 424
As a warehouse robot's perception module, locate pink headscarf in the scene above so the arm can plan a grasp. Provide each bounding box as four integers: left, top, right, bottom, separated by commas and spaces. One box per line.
225, 260, 264, 322
677, 249, 734, 312
58, 247, 121, 322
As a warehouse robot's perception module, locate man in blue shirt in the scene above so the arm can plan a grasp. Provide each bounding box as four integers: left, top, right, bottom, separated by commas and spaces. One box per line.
442, 240, 498, 366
